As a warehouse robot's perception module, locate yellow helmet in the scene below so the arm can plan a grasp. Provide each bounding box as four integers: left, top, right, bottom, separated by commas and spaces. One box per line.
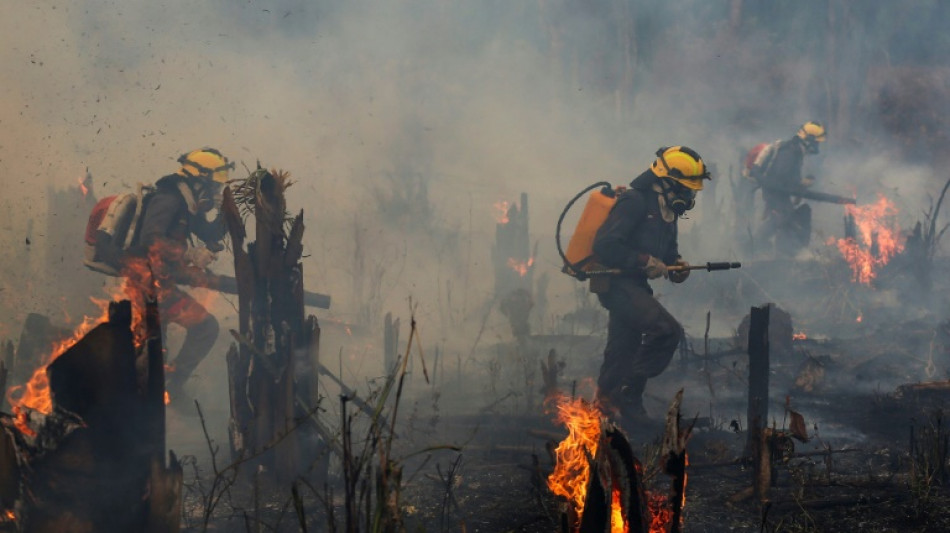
177, 148, 234, 183
797, 121, 826, 153
650, 146, 711, 191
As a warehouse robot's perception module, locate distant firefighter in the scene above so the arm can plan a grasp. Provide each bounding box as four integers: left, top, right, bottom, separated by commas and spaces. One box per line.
592, 146, 710, 426
746, 121, 827, 257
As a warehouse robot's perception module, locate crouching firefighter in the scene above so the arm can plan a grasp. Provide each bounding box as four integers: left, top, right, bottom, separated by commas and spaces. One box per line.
85, 148, 233, 409
591, 146, 709, 425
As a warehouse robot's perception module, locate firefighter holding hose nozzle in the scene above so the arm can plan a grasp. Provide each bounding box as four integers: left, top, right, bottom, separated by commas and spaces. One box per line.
86, 148, 233, 411
590, 146, 710, 427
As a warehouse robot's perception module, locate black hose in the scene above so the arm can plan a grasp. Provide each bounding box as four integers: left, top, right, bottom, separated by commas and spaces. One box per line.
555, 181, 612, 276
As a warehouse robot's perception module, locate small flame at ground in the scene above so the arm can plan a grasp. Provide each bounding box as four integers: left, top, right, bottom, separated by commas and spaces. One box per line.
493, 201, 510, 224
507, 257, 534, 277
792, 332, 807, 340
648, 493, 674, 531
547, 393, 602, 518
828, 195, 904, 284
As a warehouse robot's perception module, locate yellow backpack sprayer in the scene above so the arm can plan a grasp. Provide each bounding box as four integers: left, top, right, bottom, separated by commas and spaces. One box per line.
556, 181, 741, 282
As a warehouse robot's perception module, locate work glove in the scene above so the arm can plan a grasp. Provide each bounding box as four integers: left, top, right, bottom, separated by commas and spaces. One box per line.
669, 258, 690, 284
642, 255, 668, 280
184, 246, 217, 270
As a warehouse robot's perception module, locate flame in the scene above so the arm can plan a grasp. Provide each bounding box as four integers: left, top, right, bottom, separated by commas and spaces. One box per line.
1, 510, 13, 523
792, 332, 807, 340
610, 487, 628, 533
828, 195, 904, 284
78, 176, 89, 198
493, 201, 510, 224
507, 257, 534, 277
164, 390, 171, 405
648, 493, 674, 531
856, 313, 863, 323
546, 393, 603, 523
6, 255, 156, 435
6, 302, 110, 435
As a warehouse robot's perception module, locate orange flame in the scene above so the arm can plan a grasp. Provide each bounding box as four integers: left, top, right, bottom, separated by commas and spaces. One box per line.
792, 332, 807, 340
164, 390, 171, 405
610, 487, 628, 533
507, 257, 534, 277
546, 394, 604, 523
6, 256, 155, 435
648, 493, 674, 531
493, 201, 510, 224
78, 177, 89, 198
828, 195, 904, 284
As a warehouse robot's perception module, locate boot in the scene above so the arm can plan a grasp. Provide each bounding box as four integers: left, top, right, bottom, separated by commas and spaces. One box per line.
617, 376, 651, 425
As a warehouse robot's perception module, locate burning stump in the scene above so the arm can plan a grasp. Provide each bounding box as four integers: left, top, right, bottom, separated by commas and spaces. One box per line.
0, 300, 181, 533
547, 394, 650, 532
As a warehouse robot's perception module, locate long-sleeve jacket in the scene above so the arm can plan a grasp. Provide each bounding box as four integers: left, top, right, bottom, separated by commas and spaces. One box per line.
592, 171, 679, 292
128, 174, 225, 284
758, 136, 806, 209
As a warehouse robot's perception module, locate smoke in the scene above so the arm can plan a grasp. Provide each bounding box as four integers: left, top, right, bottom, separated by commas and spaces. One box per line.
4, 0, 950, 461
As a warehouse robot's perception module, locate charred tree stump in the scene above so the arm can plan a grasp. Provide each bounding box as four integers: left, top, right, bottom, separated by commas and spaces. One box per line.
746, 304, 771, 503
493, 193, 535, 337
1, 299, 180, 532
222, 169, 328, 483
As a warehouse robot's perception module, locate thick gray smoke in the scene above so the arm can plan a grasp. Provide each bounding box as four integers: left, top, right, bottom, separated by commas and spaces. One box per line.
3, 0, 950, 456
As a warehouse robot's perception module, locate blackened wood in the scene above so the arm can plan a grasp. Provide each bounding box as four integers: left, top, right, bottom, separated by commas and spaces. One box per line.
221, 186, 252, 339
147, 451, 182, 533
306, 316, 321, 413
607, 426, 649, 533
226, 343, 250, 461
144, 295, 165, 463
753, 429, 772, 503
275, 332, 300, 483
492, 193, 532, 298
746, 304, 770, 454
0, 424, 17, 516
32, 313, 147, 532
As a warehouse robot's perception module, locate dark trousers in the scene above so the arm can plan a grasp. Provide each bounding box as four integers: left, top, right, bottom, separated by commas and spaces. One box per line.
597, 281, 682, 410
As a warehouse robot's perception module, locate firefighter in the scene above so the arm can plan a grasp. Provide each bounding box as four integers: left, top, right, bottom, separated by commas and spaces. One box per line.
126, 148, 233, 410
592, 146, 710, 424
753, 121, 826, 256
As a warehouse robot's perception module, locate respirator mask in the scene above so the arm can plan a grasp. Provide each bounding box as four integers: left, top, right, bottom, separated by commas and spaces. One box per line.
661, 179, 697, 216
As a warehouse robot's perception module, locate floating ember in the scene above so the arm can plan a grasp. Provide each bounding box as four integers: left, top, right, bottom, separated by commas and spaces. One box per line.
828, 195, 905, 284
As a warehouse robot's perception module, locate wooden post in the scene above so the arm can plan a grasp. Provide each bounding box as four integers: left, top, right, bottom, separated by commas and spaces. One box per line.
746, 304, 771, 502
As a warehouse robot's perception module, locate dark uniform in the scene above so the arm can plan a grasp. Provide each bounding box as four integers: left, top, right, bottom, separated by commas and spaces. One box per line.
755, 136, 812, 256
127, 173, 225, 399
592, 170, 684, 420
